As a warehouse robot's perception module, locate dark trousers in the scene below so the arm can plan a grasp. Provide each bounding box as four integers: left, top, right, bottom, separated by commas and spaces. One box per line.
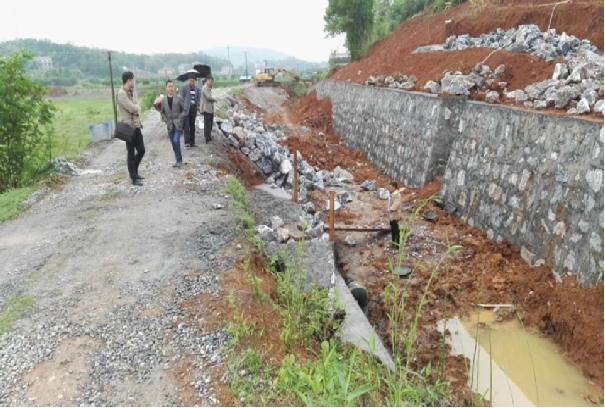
203, 112, 214, 143
184, 106, 197, 146
126, 128, 145, 181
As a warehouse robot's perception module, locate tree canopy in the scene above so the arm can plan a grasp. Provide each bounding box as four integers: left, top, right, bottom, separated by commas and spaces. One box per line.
325, 0, 466, 60
0, 52, 55, 191
324, 0, 375, 60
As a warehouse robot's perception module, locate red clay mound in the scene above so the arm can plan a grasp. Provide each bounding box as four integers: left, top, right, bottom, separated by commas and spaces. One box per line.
289, 91, 334, 133
331, 0, 603, 88
282, 92, 394, 189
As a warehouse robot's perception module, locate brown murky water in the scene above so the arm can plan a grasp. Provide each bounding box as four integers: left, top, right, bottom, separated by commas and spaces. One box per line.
462, 310, 603, 407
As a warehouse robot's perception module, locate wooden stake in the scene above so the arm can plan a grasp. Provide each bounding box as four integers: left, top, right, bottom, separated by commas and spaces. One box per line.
292, 151, 299, 202
329, 191, 335, 241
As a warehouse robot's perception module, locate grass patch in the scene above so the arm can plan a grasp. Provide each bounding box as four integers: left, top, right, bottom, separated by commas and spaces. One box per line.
50, 95, 114, 160
214, 80, 241, 89
0, 296, 35, 335
0, 187, 37, 222
225, 176, 257, 237
228, 87, 245, 99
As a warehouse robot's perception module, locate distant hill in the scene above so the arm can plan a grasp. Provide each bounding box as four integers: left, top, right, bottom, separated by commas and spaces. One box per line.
205, 46, 289, 66
0, 39, 230, 83
205, 46, 328, 73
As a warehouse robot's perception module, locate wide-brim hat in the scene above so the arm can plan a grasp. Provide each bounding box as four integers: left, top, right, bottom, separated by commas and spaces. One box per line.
194, 64, 212, 78
177, 69, 202, 82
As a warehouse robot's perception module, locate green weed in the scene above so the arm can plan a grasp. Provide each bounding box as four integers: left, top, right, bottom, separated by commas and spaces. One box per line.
0, 296, 35, 335
0, 187, 36, 222
224, 176, 256, 232
228, 348, 279, 406
388, 223, 413, 274
276, 341, 374, 406
243, 254, 267, 301
413, 193, 440, 217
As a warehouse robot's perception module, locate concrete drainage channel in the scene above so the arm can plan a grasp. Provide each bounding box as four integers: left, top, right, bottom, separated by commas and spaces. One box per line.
248, 185, 396, 372
217, 97, 397, 371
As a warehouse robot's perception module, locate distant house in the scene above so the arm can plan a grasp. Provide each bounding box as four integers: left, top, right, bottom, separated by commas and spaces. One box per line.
329, 51, 351, 67
33, 56, 53, 71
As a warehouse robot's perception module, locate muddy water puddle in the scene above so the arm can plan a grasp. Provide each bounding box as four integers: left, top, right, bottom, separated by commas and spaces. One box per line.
454, 309, 603, 406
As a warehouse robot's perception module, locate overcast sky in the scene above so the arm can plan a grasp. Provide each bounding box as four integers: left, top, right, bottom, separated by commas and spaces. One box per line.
0, 0, 346, 61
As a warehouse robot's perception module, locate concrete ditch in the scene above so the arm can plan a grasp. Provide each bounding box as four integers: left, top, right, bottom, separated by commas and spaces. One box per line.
249, 185, 396, 371
315, 80, 604, 286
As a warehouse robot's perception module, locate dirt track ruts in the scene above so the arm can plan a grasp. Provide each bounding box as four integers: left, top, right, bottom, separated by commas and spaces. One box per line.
0, 97, 241, 406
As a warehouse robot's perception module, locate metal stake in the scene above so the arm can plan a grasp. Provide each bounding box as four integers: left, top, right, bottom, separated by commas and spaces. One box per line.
329, 191, 335, 241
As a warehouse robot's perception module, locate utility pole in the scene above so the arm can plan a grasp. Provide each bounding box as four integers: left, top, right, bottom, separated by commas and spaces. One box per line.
244, 52, 248, 79
227, 45, 231, 79
107, 51, 118, 128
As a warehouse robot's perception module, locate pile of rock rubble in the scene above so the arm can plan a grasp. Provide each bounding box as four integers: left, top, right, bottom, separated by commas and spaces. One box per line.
364, 73, 417, 90
506, 50, 604, 114
423, 62, 508, 97
219, 100, 388, 242
414, 24, 604, 114
439, 24, 599, 61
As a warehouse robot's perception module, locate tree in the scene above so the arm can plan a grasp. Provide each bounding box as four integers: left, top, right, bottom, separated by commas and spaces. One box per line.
0, 52, 55, 192
324, 0, 374, 60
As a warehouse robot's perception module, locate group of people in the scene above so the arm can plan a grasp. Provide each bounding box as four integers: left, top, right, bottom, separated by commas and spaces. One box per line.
116, 71, 217, 186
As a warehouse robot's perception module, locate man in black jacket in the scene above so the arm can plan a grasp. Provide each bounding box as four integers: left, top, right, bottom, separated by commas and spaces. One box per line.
180, 73, 201, 147
117, 71, 145, 186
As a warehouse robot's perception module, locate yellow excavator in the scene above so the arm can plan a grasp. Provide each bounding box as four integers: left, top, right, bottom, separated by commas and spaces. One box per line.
255, 68, 277, 87
255, 68, 300, 87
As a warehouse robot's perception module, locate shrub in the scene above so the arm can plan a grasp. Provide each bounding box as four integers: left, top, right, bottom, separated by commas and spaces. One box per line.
0, 52, 56, 192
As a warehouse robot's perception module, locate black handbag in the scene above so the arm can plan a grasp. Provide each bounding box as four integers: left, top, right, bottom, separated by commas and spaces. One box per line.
113, 122, 135, 143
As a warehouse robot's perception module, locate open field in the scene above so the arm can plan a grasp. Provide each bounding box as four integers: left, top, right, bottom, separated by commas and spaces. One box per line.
0, 93, 113, 222
50, 94, 114, 160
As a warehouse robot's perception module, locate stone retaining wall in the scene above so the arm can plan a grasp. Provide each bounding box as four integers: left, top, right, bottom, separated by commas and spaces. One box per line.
316, 80, 460, 187
315, 80, 604, 285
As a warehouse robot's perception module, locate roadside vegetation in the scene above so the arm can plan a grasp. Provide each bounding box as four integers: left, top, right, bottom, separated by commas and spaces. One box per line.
0, 187, 37, 222
221, 176, 464, 406
51, 96, 113, 159
0, 51, 114, 222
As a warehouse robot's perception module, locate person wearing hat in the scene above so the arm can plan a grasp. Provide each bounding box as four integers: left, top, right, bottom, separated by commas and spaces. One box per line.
201, 77, 217, 144
179, 73, 201, 147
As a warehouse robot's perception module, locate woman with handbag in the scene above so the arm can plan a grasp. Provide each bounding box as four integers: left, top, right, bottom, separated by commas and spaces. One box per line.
117, 71, 146, 186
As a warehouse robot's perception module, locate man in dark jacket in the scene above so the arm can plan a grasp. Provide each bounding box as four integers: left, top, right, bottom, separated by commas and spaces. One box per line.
180, 73, 201, 147
117, 71, 145, 186
160, 80, 188, 167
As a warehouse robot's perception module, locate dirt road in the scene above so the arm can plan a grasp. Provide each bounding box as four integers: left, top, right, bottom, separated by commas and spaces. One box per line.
0, 101, 241, 405
243, 86, 288, 114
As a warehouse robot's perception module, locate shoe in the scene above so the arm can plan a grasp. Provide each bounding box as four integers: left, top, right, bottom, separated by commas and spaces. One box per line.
136, 175, 145, 180
190, 144, 197, 147
132, 179, 143, 186
185, 143, 191, 148
173, 162, 182, 168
